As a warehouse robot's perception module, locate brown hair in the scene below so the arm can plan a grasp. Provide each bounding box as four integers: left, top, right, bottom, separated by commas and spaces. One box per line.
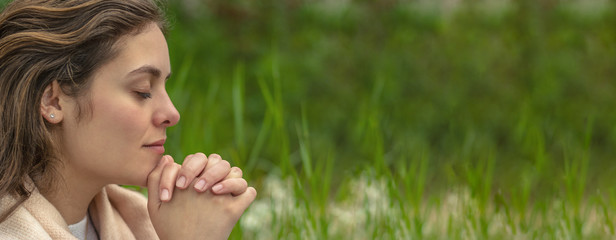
0, 0, 167, 222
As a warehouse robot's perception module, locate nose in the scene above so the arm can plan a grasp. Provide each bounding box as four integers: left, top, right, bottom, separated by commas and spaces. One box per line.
153, 91, 180, 127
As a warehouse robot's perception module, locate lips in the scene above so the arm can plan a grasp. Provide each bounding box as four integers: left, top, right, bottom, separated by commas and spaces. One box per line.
143, 139, 166, 154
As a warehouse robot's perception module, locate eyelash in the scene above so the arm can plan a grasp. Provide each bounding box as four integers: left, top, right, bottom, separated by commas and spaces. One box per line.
136, 91, 152, 99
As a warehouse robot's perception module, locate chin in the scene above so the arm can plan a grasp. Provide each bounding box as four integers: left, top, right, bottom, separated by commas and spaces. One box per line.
113, 167, 151, 187
139, 167, 155, 187
116, 155, 163, 187
136, 157, 162, 187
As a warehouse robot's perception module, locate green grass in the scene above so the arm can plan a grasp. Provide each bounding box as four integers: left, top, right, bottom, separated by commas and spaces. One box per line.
159, 0, 616, 238
2, 0, 615, 238
158, 0, 616, 238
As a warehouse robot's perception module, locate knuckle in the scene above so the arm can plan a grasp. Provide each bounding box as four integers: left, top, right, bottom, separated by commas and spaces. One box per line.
203, 171, 216, 181
234, 178, 248, 187
219, 160, 231, 169
231, 167, 243, 176
248, 187, 257, 197
205, 154, 221, 165
173, 163, 181, 170
208, 153, 221, 160
183, 154, 194, 162
194, 152, 206, 159
182, 155, 207, 174
235, 181, 248, 193
180, 164, 198, 175
228, 179, 247, 192
161, 162, 172, 172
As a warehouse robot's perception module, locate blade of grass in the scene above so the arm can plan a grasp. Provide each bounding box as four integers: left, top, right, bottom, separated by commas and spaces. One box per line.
232, 62, 246, 161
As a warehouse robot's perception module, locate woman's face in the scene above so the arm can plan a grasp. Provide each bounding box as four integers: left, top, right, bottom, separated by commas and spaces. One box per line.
59, 23, 180, 187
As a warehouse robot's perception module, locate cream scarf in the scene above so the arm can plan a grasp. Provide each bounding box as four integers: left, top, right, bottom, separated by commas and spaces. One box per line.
0, 184, 159, 239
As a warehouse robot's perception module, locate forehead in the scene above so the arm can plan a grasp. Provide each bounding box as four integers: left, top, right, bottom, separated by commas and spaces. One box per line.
92, 23, 171, 83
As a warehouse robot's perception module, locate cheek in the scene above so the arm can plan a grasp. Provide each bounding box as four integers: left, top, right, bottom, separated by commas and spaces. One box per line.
77, 96, 155, 185
85, 96, 149, 154
92, 97, 148, 139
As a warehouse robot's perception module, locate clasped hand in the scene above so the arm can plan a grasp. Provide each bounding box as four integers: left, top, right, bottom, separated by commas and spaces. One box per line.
147, 153, 256, 240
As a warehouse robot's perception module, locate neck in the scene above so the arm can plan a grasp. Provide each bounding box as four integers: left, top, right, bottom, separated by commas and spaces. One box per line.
41, 166, 105, 225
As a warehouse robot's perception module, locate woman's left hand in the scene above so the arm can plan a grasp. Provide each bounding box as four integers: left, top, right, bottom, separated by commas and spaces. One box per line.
156, 153, 248, 202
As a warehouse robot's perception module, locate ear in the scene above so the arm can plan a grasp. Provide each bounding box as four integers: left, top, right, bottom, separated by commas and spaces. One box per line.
40, 80, 64, 124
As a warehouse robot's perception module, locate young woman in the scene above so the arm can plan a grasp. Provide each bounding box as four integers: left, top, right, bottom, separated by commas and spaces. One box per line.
0, 0, 256, 239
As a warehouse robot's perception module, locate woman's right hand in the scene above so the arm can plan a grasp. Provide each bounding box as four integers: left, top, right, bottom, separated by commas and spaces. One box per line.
156, 153, 250, 202
147, 155, 257, 240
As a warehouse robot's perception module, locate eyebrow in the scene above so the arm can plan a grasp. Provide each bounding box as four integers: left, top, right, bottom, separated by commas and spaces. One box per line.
127, 65, 171, 80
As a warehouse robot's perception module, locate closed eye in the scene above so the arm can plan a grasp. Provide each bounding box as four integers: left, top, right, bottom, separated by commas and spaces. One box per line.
136, 91, 152, 99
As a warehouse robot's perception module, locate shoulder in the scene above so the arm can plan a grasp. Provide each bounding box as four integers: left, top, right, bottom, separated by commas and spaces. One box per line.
0, 195, 52, 239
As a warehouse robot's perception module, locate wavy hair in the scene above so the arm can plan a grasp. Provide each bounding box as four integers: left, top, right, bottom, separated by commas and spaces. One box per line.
0, 0, 167, 222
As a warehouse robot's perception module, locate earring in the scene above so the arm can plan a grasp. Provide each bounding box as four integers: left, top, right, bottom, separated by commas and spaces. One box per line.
50, 113, 55, 119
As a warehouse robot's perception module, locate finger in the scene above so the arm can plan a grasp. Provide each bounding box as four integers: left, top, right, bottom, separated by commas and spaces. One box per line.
211, 178, 248, 196
193, 156, 230, 192
222, 167, 243, 180
147, 156, 171, 209
206, 153, 222, 167
191, 153, 222, 191
175, 153, 208, 189
211, 167, 244, 196
159, 160, 181, 202
232, 187, 257, 214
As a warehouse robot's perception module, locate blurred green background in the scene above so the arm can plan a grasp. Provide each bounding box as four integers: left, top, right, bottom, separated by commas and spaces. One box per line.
1, 0, 614, 238
159, 0, 616, 238
165, 0, 615, 199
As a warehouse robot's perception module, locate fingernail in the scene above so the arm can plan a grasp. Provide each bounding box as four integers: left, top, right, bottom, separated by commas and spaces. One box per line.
212, 184, 223, 193
194, 179, 206, 191
176, 176, 186, 188
161, 189, 170, 201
